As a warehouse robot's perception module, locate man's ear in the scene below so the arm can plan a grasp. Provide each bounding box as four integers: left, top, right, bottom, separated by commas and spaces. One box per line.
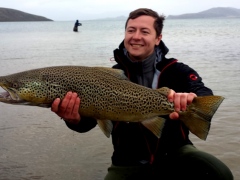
155, 34, 162, 45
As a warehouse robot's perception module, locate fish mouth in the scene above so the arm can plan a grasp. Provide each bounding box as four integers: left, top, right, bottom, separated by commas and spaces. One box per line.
0, 86, 51, 107
0, 86, 26, 104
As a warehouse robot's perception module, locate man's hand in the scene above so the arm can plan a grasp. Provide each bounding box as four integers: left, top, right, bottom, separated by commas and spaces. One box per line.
51, 92, 81, 124
167, 89, 197, 120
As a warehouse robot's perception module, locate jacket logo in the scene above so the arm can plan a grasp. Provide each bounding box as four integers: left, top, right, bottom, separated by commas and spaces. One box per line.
189, 74, 198, 81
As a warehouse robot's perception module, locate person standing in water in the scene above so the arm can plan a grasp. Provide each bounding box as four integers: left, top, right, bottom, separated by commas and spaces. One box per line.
73, 20, 82, 32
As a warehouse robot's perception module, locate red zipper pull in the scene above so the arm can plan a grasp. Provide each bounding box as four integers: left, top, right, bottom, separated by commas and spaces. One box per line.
150, 154, 154, 164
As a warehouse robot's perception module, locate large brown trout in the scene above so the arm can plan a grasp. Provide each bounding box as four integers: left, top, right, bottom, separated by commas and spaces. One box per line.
0, 66, 224, 140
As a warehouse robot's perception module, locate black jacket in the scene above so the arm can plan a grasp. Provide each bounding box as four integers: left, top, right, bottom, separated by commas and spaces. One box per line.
66, 40, 213, 166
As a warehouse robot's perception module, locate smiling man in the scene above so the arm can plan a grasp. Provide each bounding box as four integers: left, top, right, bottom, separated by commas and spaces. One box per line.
51, 8, 233, 180
124, 15, 162, 61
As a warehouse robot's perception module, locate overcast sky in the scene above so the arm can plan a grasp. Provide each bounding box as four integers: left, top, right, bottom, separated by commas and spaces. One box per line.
1, 0, 240, 21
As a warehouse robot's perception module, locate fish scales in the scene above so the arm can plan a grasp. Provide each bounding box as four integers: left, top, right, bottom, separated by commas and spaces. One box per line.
0, 66, 224, 140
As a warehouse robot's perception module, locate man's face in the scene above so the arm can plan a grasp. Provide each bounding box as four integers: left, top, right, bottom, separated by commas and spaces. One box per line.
124, 15, 162, 61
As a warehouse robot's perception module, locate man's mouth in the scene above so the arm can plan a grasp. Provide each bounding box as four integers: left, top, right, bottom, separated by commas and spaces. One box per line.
131, 44, 143, 48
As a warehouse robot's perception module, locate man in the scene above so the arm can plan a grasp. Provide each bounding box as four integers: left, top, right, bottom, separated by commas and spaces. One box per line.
73, 20, 81, 32
52, 8, 233, 180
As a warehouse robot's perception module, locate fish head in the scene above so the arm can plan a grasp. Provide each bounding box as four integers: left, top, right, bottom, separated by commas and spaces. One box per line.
0, 71, 53, 107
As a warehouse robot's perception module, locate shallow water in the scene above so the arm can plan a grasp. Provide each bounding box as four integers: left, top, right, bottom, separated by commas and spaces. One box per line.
0, 19, 240, 179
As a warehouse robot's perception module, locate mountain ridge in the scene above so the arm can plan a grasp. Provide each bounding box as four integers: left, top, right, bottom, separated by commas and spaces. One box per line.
167, 7, 240, 19
1, 7, 240, 22
0, 7, 53, 22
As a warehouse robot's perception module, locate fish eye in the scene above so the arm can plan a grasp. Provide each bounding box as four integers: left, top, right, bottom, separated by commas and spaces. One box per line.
12, 82, 19, 88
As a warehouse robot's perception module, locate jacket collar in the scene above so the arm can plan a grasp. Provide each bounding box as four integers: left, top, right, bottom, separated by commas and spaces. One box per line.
113, 40, 177, 73
114, 40, 170, 70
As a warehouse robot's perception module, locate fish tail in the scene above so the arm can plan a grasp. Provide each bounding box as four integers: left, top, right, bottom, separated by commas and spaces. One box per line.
179, 95, 224, 140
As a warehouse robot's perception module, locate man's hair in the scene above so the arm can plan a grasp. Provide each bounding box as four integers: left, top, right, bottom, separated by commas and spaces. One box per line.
125, 8, 165, 37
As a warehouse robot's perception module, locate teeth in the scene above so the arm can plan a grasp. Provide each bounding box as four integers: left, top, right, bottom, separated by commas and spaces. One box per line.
132, 44, 142, 47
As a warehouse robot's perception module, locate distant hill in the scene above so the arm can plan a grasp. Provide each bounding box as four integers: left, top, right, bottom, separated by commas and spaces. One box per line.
0, 7, 53, 22
167, 7, 240, 19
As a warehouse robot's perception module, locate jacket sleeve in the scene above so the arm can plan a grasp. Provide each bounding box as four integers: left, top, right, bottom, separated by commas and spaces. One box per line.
159, 62, 213, 96
176, 63, 213, 96
65, 116, 97, 133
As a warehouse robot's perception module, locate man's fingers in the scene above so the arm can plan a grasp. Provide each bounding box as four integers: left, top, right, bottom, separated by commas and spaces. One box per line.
72, 97, 80, 117
173, 93, 181, 112
179, 93, 188, 111
187, 93, 197, 105
167, 89, 175, 102
169, 112, 179, 120
167, 90, 197, 120
51, 98, 61, 112
59, 92, 72, 112
51, 91, 81, 124
64, 92, 78, 115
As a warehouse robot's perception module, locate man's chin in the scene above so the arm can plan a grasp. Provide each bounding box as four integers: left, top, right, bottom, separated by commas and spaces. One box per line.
128, 54, 143, 61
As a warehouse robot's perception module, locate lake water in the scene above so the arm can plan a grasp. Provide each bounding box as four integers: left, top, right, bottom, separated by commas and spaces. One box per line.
0, 19, 240, 180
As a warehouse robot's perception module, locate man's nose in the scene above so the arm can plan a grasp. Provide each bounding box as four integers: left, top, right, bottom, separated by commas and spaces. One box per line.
132, 31, 141, 39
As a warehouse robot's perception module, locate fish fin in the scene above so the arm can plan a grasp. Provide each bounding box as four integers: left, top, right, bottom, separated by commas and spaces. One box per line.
156, 87, 171, 96
141, 117, 166, 138
94, 67, 129, 80
180, 95, 224, 140
97, 120, 113, 138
